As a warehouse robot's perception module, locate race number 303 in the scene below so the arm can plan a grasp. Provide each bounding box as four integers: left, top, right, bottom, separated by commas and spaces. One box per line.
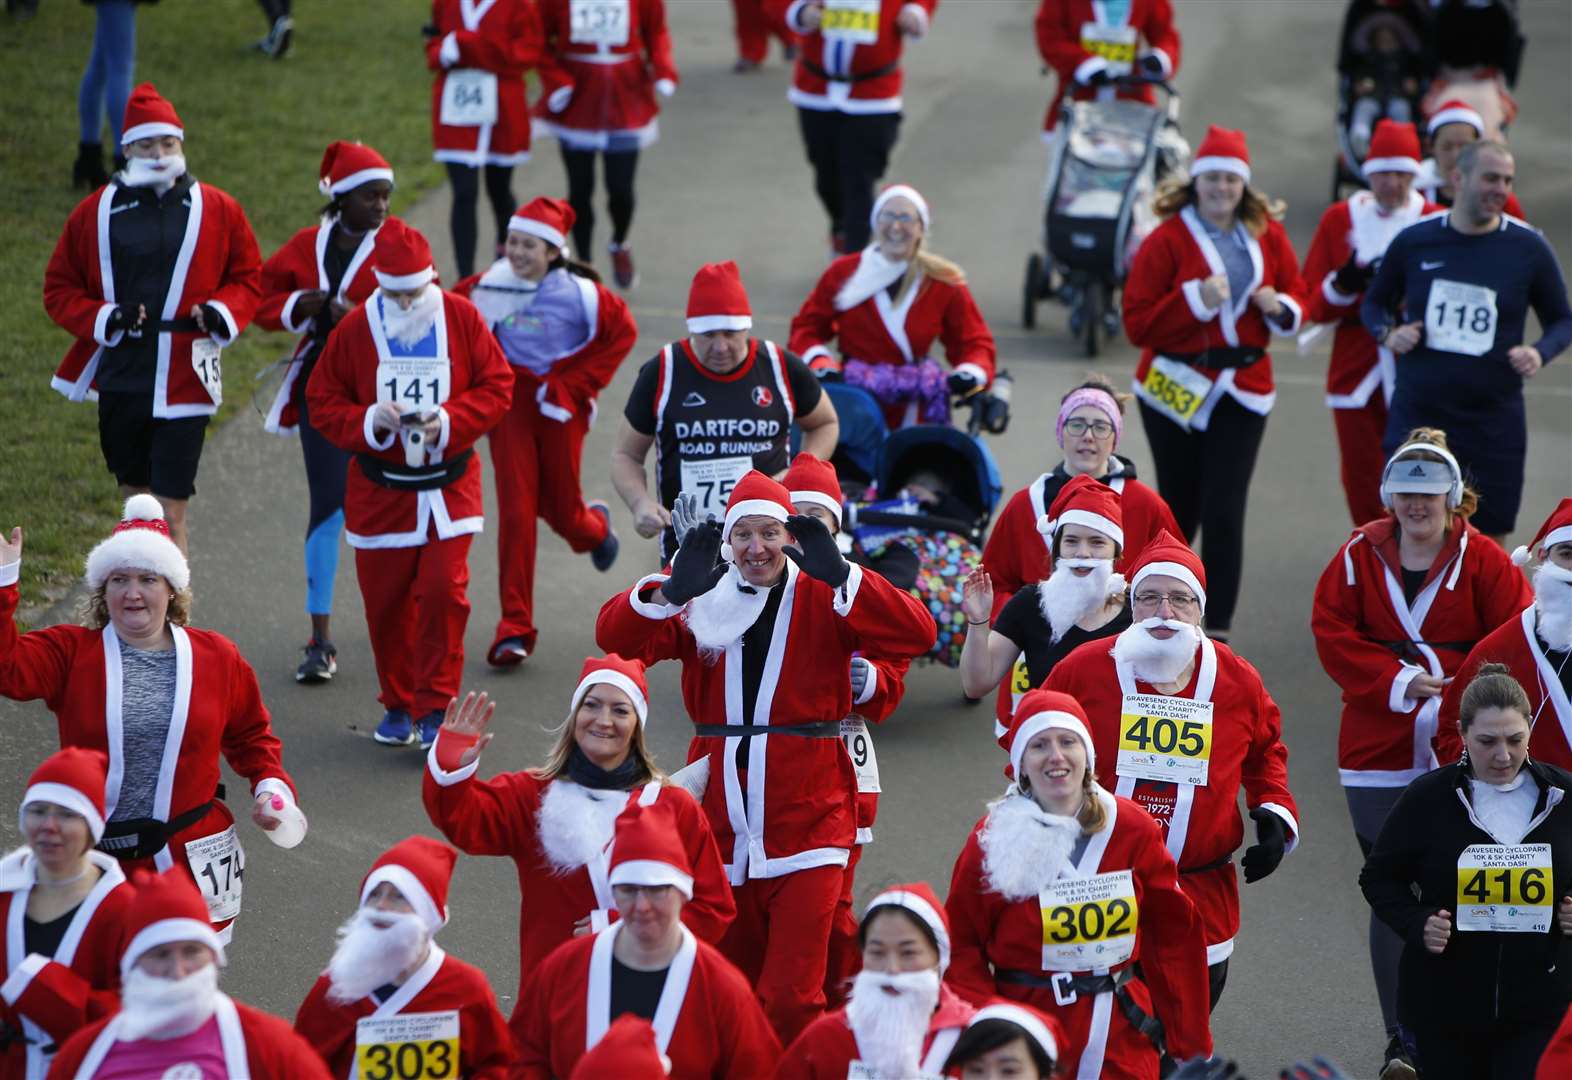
355, 1011, 461, 1080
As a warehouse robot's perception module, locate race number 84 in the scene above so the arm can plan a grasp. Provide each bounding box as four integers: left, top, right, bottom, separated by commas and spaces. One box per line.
1042, 897, 1134, 944
357, 1039, 457, 1080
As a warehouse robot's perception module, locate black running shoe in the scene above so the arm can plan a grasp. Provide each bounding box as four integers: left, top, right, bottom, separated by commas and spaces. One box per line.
1379, 1035, 1417, 1080
296, 639, 337, 684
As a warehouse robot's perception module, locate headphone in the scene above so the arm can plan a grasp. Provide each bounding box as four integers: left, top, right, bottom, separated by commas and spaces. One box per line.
1379, 440, 1464, 509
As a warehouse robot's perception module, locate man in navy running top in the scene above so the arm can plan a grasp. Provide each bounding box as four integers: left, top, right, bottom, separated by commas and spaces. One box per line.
1362, 139, 1572, 542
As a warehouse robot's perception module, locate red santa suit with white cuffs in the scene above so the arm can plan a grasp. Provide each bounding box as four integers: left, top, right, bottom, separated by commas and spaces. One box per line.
512, 799, 783, 1079
305, 221, 513, 720
1042, 534, 1301, 971
426, 0, 542, 167
293, 837, 513, 1080
533, 0, 679, 151
770, 0, 937, 114
421, 655, 735, 989
944, 692, 1212, 1078
1035, 0, 1180, 136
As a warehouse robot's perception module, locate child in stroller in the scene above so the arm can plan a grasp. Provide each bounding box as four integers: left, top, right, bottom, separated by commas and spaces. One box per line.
1339, 0, 1431, 159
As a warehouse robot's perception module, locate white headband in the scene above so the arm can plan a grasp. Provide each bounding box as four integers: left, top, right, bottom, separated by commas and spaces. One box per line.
570, 670, 649, 726
1037, 508, 1124, 548
609, 858, 694, 899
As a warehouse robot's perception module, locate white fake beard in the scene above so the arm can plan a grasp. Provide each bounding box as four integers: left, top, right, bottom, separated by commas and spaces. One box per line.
845, 967, 940, 1078
118, 963, 219, 1040
682, 565, 770, 660
1112, 617, 1201, 685
979, 791, 1081, 902
326, 909, 429, 1004
121, 154, 187, 189
1038, 559, 1120, 642
1534, 563, 1572, 653
381, 285, 441, 349
537, 780, 625, 874
834, 245, 909, 311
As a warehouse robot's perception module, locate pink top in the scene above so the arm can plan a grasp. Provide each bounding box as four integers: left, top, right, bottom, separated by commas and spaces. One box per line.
94, 1015, 228, 1080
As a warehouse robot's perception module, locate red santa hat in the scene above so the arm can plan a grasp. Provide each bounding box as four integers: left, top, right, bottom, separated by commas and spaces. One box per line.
965, 1001, 1063, 1066
568, 654, 650, 727
686, 261, 752, 334
870, 183, 931, 231
783, 452, 843, 528
508, 196, 575, 253
85, 494, 190, 592
863, 882, 952, 974
1363, 119, 1423, 178
571, 1015, 671, 1078
359, 836, 457, 934
1128, 529, 1207, 615
1426, 99, 1485, 138
374, 219, 436, 292
120, 83, 183, 146
318, 141, 394, 198
1190, 124, 1252, 183
1037, 473, 1124, 550
120, 869, 226, 978
608, 800, 694, 900
1005, 689, 1096, 782
18, 748, 109, 844
720, 471, 794, 562
1512, 498, 1572, 567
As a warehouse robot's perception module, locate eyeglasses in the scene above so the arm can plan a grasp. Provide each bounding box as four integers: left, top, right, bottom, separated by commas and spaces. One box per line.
1063, 419, 1115, 439
1132, 591, 1199, 613
876, 211, 920, 226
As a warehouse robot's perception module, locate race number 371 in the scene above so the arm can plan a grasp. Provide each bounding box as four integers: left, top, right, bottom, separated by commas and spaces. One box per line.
355, 1011, 461, 1080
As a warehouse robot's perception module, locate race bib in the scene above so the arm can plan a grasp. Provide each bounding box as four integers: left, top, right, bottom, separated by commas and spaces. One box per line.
821, 0, 880, 45
1141, 357, 1213, 429
569, 0, 630, 45
1039, 870, 1138, 970
847, 1064, 941, 1080
355, 1011, 460, 1080
377, 357, 452, 412
440, 69, 498, 127
191, 338, 223, 405
1456, 843, 1553, 933
1117, 693, 1213, 786
1425, 279, 1498, 357
185, 827, 244, 923
679, 455, 751, 518
841, 717, 880, 793
1010, 653, 1031, 710
1079, 22, 1138, 73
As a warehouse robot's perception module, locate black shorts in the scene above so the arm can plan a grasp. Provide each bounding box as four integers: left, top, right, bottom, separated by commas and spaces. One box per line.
96, 390, 209, 499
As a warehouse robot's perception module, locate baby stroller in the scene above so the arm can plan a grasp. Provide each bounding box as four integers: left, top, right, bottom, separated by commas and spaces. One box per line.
1332, 0, 1434, 200
1417, 0, 1522, 138
1024, 76, 1183, 359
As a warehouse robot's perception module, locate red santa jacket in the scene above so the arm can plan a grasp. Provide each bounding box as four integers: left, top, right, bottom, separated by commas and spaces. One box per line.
426, 0, 542, 166
846, 654, 908, 843
534, 0, 679, 146
768, 0, 939, 113
0, 853, 131, 1080
305, 290, 513, 549
773, 981, 973, 1078
1123, 208, 1306, 426
1043, 634, 1300, 961
294, 946, 512, 1079
1302, 191, 1438, 408
454, 264, 637, 423
44, 179, 262, 419
1435, 604, 1572, 770
944, 788, 1213, 1073
1312, 517, 1531, 786
1538, 1002, 1572, 1080
255, 217, 399, 434
512, 923, 782, 1079
596, 560, 936, 883
1035, 0, 1180, 135
46, 994, 330, 1080
421, 760, 735, 988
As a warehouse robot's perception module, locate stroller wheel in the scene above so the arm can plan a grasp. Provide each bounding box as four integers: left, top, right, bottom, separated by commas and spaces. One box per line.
1023, 253, 1043, 329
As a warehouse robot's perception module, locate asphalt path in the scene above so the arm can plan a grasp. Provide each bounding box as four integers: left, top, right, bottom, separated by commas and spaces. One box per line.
4, 1, 1570, 1073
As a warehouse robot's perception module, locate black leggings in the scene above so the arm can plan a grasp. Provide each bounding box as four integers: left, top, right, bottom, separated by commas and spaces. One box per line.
1402, 1014, 1559, 1080
1138, 395, 1268, 633
257, 0, 291, 20
446, 162, 516, 278
559, 147, 639, 254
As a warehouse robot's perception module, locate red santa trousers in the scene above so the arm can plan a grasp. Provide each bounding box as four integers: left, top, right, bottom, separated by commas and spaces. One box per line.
719, 863, 842, 1046
822, 845, 864, 1010
354, 534, 473, 716
1333, 396, 1390, 526
733, 0, 796, 63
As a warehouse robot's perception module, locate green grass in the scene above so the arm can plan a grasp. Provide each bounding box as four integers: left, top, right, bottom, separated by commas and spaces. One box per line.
0, 1, 444, 614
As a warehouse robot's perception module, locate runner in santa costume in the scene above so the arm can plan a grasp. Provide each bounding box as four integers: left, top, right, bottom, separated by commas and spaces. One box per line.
776, 883, 975, 1079
46, 869, 329, 1080
595, 471, 936, 1042
1034, 0, 1180, 137
943, 690, 1213, 1077
256, 140, 400, 686
1041, 531, 1300, 1006
422, 657, 735, 989
425, 0, 543, 278
454, 196, 634, 667
293, 836, 512, 1079
0, 499, 303, 944
1310, 433, 1529, 1069
1434, 499, 1572, 770
763, 0, 940, 254
512, 799, 782, 1078
732, 0, 798, 73
1302, 120, 1441, 526
305, 218, 513, 750
1, 750, 132, 1080
44, 82, 262, 555
788, 183, 996, 430
1416, 99, 1526, 218
941, 1001, 1066, 1079
1122, 124, 1306, 639
533, 0, 679, 290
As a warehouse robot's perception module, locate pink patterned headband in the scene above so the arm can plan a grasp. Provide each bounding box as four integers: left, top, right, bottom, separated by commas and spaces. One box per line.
1056, 388, 1122, 447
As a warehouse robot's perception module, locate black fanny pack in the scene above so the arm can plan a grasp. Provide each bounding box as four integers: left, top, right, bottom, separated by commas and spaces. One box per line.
97, 784, 225, 862
356, 449, 473, 491
1166, 347, 1266, 370
802, 58, 898, 84
692, 721, 841, 739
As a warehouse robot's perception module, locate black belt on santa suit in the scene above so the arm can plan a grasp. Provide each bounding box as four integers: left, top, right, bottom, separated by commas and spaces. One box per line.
1179, 854, 1231, 875
1164, 347, 1265, 370
356, 449, 473, 491
691, 721, 841, 738
801, 58, 898, 84
996, 965, 1166, 1051
97, 784, 225, 862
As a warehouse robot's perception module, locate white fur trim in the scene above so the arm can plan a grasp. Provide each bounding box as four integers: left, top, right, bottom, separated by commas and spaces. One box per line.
1073, 54, 1109, 86
204, 299, 240, 343
327, 167, 394, 196
686, 314, 752, 334
425, 737, 481, 787
1191, 155, 1251, 183
609, 859, 694, 899
629, 573, 684, 620
953, 362, 989, 387
84, 527, 190, 592
800, 344, 834, 368
865, 888, 950, 973
0, 561, 17, 588
121, 918, 224, 978
871, 184, 930, 231
1362, 156, 1421, 178
570, 670, 648, 726
93, 303, 124, 349
375, 267, 436, 291
1181, 277, 1220, 321
123, 493, 164, 521
1131, 561, 1206, 614
361, 865, 445, 933
538, 781, 624, 873
723, 498, 790, 540
1009, 710, 1095, 778
1537, 526, 1572, 557
363, 405, 397, 452
1258, 800, 1300, 854
507, 217, 566, 251
1143, 47, 1174, 78
1427, 105, 1483, 137
1321, 271, 1360, 308
0, 953, 48, 1006
1051, 508, 1124, 548
784, 0, 811, 34
121, 122, 183, 146
789, 490, 841, 525
969, 1003, 1058, 1060
19, 782, 105, 842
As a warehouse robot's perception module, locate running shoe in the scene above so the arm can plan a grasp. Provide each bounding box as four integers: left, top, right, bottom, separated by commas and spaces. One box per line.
609, 242, 638, 289
1379, 1037, 1417, 1080
588, 501, 619, 572
487, 636, 530, 668
266, 16, 294, 59
416, 711, 443, 750
732, 58, 760, 74
295, 638, 337, 684
373, 709, 415, 746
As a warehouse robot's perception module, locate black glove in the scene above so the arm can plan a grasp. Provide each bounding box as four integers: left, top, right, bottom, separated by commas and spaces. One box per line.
661, 520, 727, 605
105, 305, 131, 334
1081, 66, 1113, 87
1137, 53, 1166, 79
1170, 1059, 1243, 1080
1242, 807, 1287, 883
947, 370, 981, 396
783, 514, 850, 588
1331, 254, 1374, 296
199, 304, 230, 340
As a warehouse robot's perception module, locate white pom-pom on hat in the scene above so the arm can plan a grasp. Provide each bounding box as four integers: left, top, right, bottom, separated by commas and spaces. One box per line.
1511, 545, 1531, 567
83, 494, 189, 592
122, 493, 167, 522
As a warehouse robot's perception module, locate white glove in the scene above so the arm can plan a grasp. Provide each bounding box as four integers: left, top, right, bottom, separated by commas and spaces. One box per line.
439, 31, 460, 69
849, 657, 870, 699
547, 85, 573, 113
655, 78, 676, 99
671, 492, 715, 550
